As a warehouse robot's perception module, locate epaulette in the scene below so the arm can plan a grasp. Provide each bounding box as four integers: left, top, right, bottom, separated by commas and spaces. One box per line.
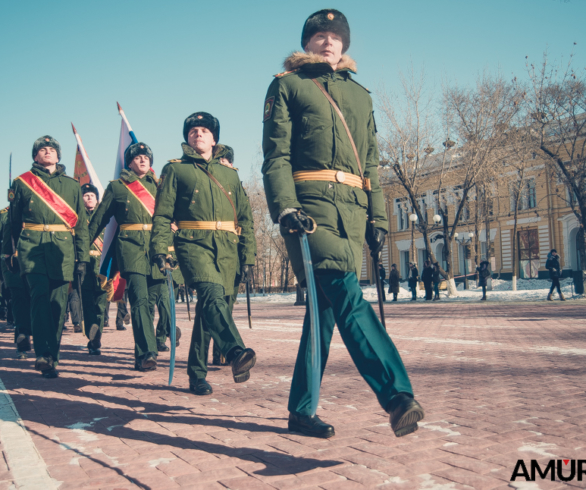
218, 161, 238, 171
168, 159, 184, 163
0, 206, 8, 213
274, 69, 300, 78
349, 77, 371, 93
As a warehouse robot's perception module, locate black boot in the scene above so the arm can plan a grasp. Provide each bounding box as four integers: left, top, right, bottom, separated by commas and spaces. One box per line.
229, 347, 256, 383
189, 378, 213, 396
41, 368, 59, 379
386, 393, 425, 437
288, 412, 335, 439
157, 342, 170, 352
73, 323, 82, 333
135, 353, 157, 372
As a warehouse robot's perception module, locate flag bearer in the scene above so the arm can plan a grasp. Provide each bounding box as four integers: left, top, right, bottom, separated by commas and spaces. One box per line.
4, 136, 89, 378
1, 206, 32, 359
151, 112, 256, 396
89, 143, 170, 372
262, 10, 424, 438
79, 183, 108, 355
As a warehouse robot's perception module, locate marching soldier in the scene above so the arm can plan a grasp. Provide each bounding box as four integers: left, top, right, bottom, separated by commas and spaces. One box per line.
89, 143, 170, 372
4, 136, 89, 378
262, 10, 425, 438
151, 112, 256, 396
1, 207, 32, 359
79, 183, 108, 355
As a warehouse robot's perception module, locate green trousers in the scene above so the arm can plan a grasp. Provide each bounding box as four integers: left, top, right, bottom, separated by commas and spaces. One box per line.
187, 282, 244, 380
150, 277, 171, 345
81, 286, 108, 338
288, 270, 413, 417
210, 279, 240, 361
11, 285, 32, 342
25, 273, 68, 364
125, 273, 159, 360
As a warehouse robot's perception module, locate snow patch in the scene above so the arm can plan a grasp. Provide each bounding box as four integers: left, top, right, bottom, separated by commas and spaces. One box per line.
149, 457, 175, 467
418, 473, 458, 489
518, 442, 557, 458
419, 421, 461, 437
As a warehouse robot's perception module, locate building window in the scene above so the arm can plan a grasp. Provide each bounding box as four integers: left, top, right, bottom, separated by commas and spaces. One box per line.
395, 198, 409, 231
511, 178, 536, 211
518, 229, 539, 279
401, 250, 410, 280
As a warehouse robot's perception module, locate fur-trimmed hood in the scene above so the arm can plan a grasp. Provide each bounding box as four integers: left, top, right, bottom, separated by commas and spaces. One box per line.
283, 51, 357, 73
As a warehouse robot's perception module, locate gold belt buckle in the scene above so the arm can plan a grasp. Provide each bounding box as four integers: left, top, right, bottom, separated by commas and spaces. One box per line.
142, 224, 148, 230
335, 171, 346, 183
216, 221, 222, 230
43, 224, 50, 231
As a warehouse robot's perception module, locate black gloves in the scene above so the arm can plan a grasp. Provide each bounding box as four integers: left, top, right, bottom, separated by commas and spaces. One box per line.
153, 254, 168, 272
76, 262, 87, 283
280, 210, 313, 233
367, 227, 387, 258
240, 265, 252, 284
153, 254, 178, 272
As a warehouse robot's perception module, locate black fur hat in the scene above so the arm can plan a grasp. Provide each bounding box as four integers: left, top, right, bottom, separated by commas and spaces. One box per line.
124, 142, 153, 169
81, 183, 99, 202
301, 9, 350, 53
32, 135, 61, 162
183, 112, 220, 144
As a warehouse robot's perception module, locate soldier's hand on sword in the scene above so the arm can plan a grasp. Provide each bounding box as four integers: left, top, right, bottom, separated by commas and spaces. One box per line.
153, 254, 178, 272
240, 265, 253, 283
367, 227, 387, 258
75, 262, 87, 283
280, 209, 313, 233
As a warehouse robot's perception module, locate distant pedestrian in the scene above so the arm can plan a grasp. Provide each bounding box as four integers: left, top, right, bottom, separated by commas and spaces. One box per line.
545, 249, 565, 301
432, 263, 441, 301
408, 263, 419, 301
388, 264, 400, 301
476, 260, 491, 301
379, 263, 387, 302
421, 261, 433, 301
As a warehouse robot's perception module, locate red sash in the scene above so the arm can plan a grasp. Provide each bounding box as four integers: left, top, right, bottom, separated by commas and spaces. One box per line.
121, 179, 155, 216
17, 171, 78, 228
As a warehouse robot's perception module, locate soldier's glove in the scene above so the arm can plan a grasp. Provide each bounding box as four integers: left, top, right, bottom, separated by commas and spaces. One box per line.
153, 254, 167, 272
6, 254, 19, 274
76, 262, 87, 284
240, 265, 252, 284
166, 254, 178, 269
367, 227, 387, 259
280, 210, 314, 233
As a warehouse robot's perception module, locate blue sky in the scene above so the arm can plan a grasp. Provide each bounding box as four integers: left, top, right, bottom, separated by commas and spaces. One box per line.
1, 0, 584, 207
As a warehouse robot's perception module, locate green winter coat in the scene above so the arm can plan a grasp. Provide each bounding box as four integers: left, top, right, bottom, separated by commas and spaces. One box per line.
82, 208, 105, 290
4, 164, 89, 282
0, 208, 24, 289
262, 52, 387, 283
88, 168, 164, 280
168, 234, 185, 286
151, 143, 256, 292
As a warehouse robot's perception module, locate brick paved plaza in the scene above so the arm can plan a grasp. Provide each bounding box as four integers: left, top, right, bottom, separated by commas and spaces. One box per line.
1, 299, 585, 489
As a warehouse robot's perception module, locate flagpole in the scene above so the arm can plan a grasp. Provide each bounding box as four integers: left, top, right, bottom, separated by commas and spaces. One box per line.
117, 102, 138, 144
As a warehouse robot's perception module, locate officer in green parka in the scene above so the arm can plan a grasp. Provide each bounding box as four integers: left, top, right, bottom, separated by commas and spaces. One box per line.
88, 143, 171, 372
78, 183, 108, 355
1, 207, 32, 359
151, 112, 257, 396
4, 136, 89, 378
262, 9, 425, 438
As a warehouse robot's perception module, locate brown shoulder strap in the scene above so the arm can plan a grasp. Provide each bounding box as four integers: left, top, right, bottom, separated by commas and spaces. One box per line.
311, 78, 365, 182
194, 163, 240, 231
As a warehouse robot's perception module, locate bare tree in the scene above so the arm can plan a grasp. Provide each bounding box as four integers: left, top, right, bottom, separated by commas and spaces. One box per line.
524, 51, 586, 279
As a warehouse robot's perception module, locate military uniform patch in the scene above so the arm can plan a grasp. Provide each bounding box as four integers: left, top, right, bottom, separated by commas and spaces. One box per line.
7, 189, 15, 202
263, 96, 275, 122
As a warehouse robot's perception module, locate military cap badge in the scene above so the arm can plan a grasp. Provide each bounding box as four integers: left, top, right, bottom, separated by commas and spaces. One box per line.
7, 189, 15, 201
197, 115, 203, 119
327, 12, 334, 20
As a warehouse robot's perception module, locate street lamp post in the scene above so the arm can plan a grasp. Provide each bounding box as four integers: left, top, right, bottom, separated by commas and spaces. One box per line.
409, 213, 418, 264
455, 232, 475, 289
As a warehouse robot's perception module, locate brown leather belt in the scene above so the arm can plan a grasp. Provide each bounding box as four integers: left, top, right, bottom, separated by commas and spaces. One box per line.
293, 170, 364, 189
23, 223, 73, 234
178, 220, 240, 235
89, 250, 101, 256
119, 224, 152, 231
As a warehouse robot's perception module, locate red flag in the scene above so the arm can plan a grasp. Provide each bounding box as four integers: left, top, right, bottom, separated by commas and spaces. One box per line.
74, 146, 90, 185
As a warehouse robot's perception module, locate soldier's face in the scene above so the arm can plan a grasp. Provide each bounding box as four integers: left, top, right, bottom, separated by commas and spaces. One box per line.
305, 31, 343, 67
83, 192, 97, 211
188, 127, 216, 155
129, 154, 151, 176
34, 147, 59, 165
